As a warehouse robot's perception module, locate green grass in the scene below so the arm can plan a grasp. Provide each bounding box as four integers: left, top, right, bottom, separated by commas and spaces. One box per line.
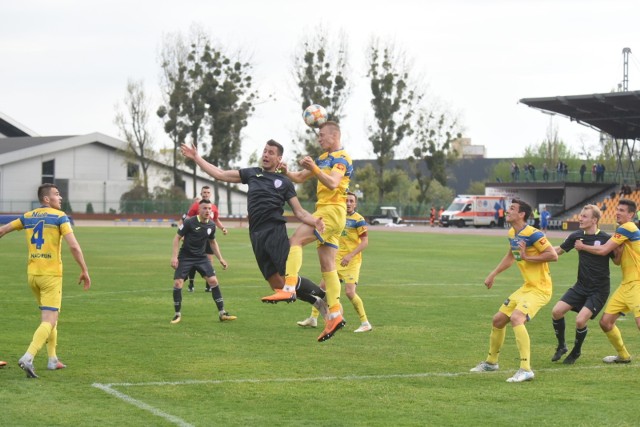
0, 226, 638, 426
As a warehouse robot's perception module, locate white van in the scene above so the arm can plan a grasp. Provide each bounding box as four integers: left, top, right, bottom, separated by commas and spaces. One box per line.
440, 195, 506, 228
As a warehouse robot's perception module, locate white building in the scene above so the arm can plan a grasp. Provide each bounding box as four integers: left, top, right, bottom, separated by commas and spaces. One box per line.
0, 114, 248, 216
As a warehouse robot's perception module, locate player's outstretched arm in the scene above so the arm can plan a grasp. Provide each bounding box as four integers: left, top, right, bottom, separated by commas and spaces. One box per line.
180, 144, 241, 183
288, 196, 325, 233
283, 166, 313, 183
575, 238, 618, 256
300, 156, 342, 190
0, 222, 16, 238
63, 233, 91, 290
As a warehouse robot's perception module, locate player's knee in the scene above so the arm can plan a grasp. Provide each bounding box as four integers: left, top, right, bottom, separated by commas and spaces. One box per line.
551, 306, 564, 320
599, 316, 612, 331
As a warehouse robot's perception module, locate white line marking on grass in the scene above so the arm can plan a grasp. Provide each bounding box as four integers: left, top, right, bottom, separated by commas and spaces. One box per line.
93, 363, 639, 425
92, 383, 194, 427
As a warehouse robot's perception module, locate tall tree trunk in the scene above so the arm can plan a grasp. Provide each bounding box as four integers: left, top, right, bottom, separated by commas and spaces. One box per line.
226, 182, 233, 215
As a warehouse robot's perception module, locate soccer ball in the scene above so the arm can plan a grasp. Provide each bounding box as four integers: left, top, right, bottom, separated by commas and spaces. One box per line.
302, 104, 328, 128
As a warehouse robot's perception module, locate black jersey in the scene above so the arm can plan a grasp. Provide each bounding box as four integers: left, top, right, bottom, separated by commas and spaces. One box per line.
239, 167, 297, 232
177, 216, 216, 258
560, 229, 613, 292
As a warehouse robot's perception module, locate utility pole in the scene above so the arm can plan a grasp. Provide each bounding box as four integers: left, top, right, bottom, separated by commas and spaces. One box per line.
622, 47, 631, 91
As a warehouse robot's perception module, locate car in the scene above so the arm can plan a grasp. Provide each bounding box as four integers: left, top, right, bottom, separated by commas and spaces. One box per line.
368, 206, 402, 225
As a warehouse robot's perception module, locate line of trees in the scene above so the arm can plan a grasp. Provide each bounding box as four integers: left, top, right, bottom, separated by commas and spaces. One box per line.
115, 24, 623, 217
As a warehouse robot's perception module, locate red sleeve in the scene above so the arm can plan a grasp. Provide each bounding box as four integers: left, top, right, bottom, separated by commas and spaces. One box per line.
212, 205, 219, 221
186, 201, 199, 217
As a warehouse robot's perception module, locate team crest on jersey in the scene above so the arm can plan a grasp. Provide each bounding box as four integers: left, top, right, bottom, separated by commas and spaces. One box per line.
274, 179, 282, 189
207, 228, 212, 235
614, 233, 622, 239
335, 163, 346, 172
539, 237, 548, 245
178, 224, 184, 231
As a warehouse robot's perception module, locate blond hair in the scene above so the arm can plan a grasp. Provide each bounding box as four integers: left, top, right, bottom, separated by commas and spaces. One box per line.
582, 204, 602, 222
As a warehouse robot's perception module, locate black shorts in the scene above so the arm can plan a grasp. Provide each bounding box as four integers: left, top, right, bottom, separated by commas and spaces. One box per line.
560, 285, 610, 319
250, 223, 290, 280
174, 256, 215, 280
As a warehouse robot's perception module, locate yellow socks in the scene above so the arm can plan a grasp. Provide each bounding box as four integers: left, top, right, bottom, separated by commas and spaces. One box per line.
284, 245, 303, 290
27, 322, 53, 357
47, 326, 58, 359
349, 294, 368, 323
513, 324, 531, 371
605, 326, 631, 359
323, 270, 341, 309
487, 326, 506, 364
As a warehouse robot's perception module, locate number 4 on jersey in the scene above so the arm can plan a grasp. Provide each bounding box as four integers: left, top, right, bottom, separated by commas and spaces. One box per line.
31, 221, 45, 250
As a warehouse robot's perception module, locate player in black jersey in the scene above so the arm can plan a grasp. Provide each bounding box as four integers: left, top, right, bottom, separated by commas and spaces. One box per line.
550, 204, 620, 364
180, 140, 330, 320
170, 199, 236, 324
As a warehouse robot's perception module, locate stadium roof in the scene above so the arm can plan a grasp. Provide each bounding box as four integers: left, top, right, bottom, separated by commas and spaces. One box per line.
520, 90, 640, 140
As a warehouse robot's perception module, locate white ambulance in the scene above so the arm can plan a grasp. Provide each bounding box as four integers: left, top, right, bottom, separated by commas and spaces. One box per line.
440, 195, 506, 228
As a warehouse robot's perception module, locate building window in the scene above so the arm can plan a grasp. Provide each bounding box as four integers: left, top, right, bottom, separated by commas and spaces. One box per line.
127, 162, 140, 180
42, 160, 55, 184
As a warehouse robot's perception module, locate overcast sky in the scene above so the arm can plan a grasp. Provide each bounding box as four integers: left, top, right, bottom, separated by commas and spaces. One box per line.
2, 0, 639, 165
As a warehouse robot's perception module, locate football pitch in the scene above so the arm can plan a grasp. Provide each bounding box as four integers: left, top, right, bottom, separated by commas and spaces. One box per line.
1, 226, 638, 426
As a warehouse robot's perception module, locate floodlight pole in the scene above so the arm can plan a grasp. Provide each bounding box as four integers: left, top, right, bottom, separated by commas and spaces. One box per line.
622, 47, 631, 92
614, 48, 635, 185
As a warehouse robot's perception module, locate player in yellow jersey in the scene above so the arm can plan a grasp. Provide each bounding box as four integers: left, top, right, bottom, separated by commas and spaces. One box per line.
263, 121, 353, 342
470, 198, 558, 382
297, 191, 372, 332
575, 198, 640, 364
0, 183, 90, 378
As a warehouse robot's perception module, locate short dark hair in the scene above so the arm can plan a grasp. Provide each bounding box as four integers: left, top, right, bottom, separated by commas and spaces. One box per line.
619, 198, 637, 214
511, 198, 532, 221
346, 191, 357, 201
199, 199, 212, 205
200, 186, 211, 191
38, 183, 58, 203
266, 139, 284, 156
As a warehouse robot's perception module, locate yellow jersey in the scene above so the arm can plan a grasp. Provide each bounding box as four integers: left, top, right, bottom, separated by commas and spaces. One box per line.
10, 207, 73, 276
315, 148, 353, 206
508, 225, 553, 295
610, 221, 640, 287
338, 211, 368, 262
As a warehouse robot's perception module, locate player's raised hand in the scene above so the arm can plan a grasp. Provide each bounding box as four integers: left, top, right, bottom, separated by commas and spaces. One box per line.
180, 143, 197, 160
299, 156, 315, 170
276, 161, 289, 174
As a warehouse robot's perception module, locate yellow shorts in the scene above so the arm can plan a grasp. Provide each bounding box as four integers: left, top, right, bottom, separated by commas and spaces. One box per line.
28, 275, 62, 311
338, 261, 361, 284
604, 283, 640, 317
499, 286, 550, 321
313, 204, 347, 249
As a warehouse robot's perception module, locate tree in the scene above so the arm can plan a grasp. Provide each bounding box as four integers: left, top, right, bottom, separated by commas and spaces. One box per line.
159, 28, 258, 213
366, 40, 420, 204
115, 79, 156, 195
409, 110, 461, 212
292, 28, 350, 200
158, 31, 192, 188
196, 42, 258, 212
